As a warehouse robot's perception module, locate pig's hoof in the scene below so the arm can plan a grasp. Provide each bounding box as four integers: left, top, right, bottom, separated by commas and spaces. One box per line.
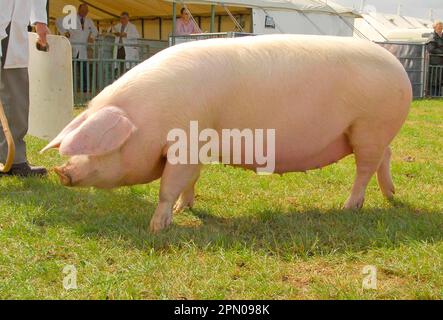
173, 193, 194, 214
383, 188, 395, 200
173, 199, 193, 214
343, 197, 365, 210
149, 215, 172, 233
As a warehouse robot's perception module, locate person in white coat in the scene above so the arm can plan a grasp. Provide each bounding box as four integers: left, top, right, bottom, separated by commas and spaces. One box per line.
110, 12, 140, 67
56, 3, 98, 60
0, 0, 48, 177
56, 4, 97, 92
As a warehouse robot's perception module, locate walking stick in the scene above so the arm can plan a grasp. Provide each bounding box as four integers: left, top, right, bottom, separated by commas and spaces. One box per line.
0, 98, 15, 173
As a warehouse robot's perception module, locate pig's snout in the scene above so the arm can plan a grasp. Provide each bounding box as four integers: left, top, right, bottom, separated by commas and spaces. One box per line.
54, 166, 72, 186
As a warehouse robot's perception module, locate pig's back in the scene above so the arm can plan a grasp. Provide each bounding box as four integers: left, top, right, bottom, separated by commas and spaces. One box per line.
113, 34, 410, 122
147, 34, 410, 124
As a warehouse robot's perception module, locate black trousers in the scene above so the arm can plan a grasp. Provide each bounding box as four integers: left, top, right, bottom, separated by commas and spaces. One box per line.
428, 65, 443, 97
75, 52, 88, 93
117, 46, 126, 60
116, 47, 126, 74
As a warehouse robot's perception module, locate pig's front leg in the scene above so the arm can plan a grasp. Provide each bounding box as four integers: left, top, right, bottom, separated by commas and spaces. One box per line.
149, 164, 201, 233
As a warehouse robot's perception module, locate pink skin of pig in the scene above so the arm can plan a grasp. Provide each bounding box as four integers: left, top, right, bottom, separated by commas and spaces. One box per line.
42, 35, 412, 233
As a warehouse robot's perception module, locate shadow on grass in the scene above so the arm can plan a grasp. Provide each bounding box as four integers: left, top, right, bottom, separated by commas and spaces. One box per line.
2, 178, 442, 258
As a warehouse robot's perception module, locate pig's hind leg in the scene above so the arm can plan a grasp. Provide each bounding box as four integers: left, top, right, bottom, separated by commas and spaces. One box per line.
376, 147, 395, 199
344, 122, 393, 209
150, 164, 201, 233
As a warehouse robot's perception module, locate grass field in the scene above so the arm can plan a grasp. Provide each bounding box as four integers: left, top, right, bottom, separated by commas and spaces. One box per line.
0, 99, 442, 299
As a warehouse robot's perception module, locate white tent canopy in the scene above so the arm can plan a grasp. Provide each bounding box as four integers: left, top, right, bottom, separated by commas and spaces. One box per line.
165, 0, 361, 16
49, 0, 361, 39
355, 13, 433, 42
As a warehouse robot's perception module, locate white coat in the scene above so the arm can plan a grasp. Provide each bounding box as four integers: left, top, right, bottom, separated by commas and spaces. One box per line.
111, 22, 140, 61
0, 0, 47, 69
56, 15, 98, 59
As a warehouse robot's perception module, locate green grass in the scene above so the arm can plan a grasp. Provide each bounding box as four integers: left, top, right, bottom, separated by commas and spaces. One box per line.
0, 100, 442, 299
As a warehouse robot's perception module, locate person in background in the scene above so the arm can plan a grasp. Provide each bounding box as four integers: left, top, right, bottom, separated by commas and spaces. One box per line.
56, 3, 98, 60
111, 12, 140, 69
175, 8, 201, 36
427, 21, 443, 97
0, 0, 48, 177
57, 4, 98, 93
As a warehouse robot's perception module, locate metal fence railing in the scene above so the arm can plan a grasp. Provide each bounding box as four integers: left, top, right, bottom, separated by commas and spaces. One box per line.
71, 37, 168, 105
72, 33, 254, 105
427, 54, 443, 98
169, 32, 254, 46
72, 37, 168, 60
377, 43, 443, 98
377, 42, 427, 99
73, 59, 139, 105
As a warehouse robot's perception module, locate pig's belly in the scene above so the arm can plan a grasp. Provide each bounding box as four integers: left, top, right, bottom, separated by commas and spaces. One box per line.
273, 133, 353, 173
229, 132, 353, 174
212, 90, 356, 173
216, 104, 354, 173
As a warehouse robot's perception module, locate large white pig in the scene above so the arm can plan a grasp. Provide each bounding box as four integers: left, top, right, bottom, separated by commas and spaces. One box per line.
42, 35, 412, 232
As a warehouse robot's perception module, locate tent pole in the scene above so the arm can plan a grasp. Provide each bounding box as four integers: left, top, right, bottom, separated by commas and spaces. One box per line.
359, 0, 366, 12
46, 0, 49, 20
142, 18, 145, 38
172, 1, 177, 45
210, 5, 216, 33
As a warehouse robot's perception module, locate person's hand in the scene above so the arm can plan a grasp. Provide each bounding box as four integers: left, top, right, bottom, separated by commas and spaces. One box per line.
114, 32, 121, 37
121, 32, 127, 38
35, 22, 49, 46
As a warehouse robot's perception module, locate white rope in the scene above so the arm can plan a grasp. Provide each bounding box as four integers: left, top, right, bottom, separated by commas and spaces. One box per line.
299, 10, 326, 35
222, 4, 245, 32
362, 17, 389, 41
317, 0, 372, 40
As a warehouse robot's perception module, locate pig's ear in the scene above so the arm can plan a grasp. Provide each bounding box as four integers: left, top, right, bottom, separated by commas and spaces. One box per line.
59, 106, 137, 156
40, 111, 89, 153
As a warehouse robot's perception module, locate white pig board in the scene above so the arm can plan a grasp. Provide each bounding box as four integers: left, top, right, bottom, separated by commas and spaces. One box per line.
28, 33, 73, 141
